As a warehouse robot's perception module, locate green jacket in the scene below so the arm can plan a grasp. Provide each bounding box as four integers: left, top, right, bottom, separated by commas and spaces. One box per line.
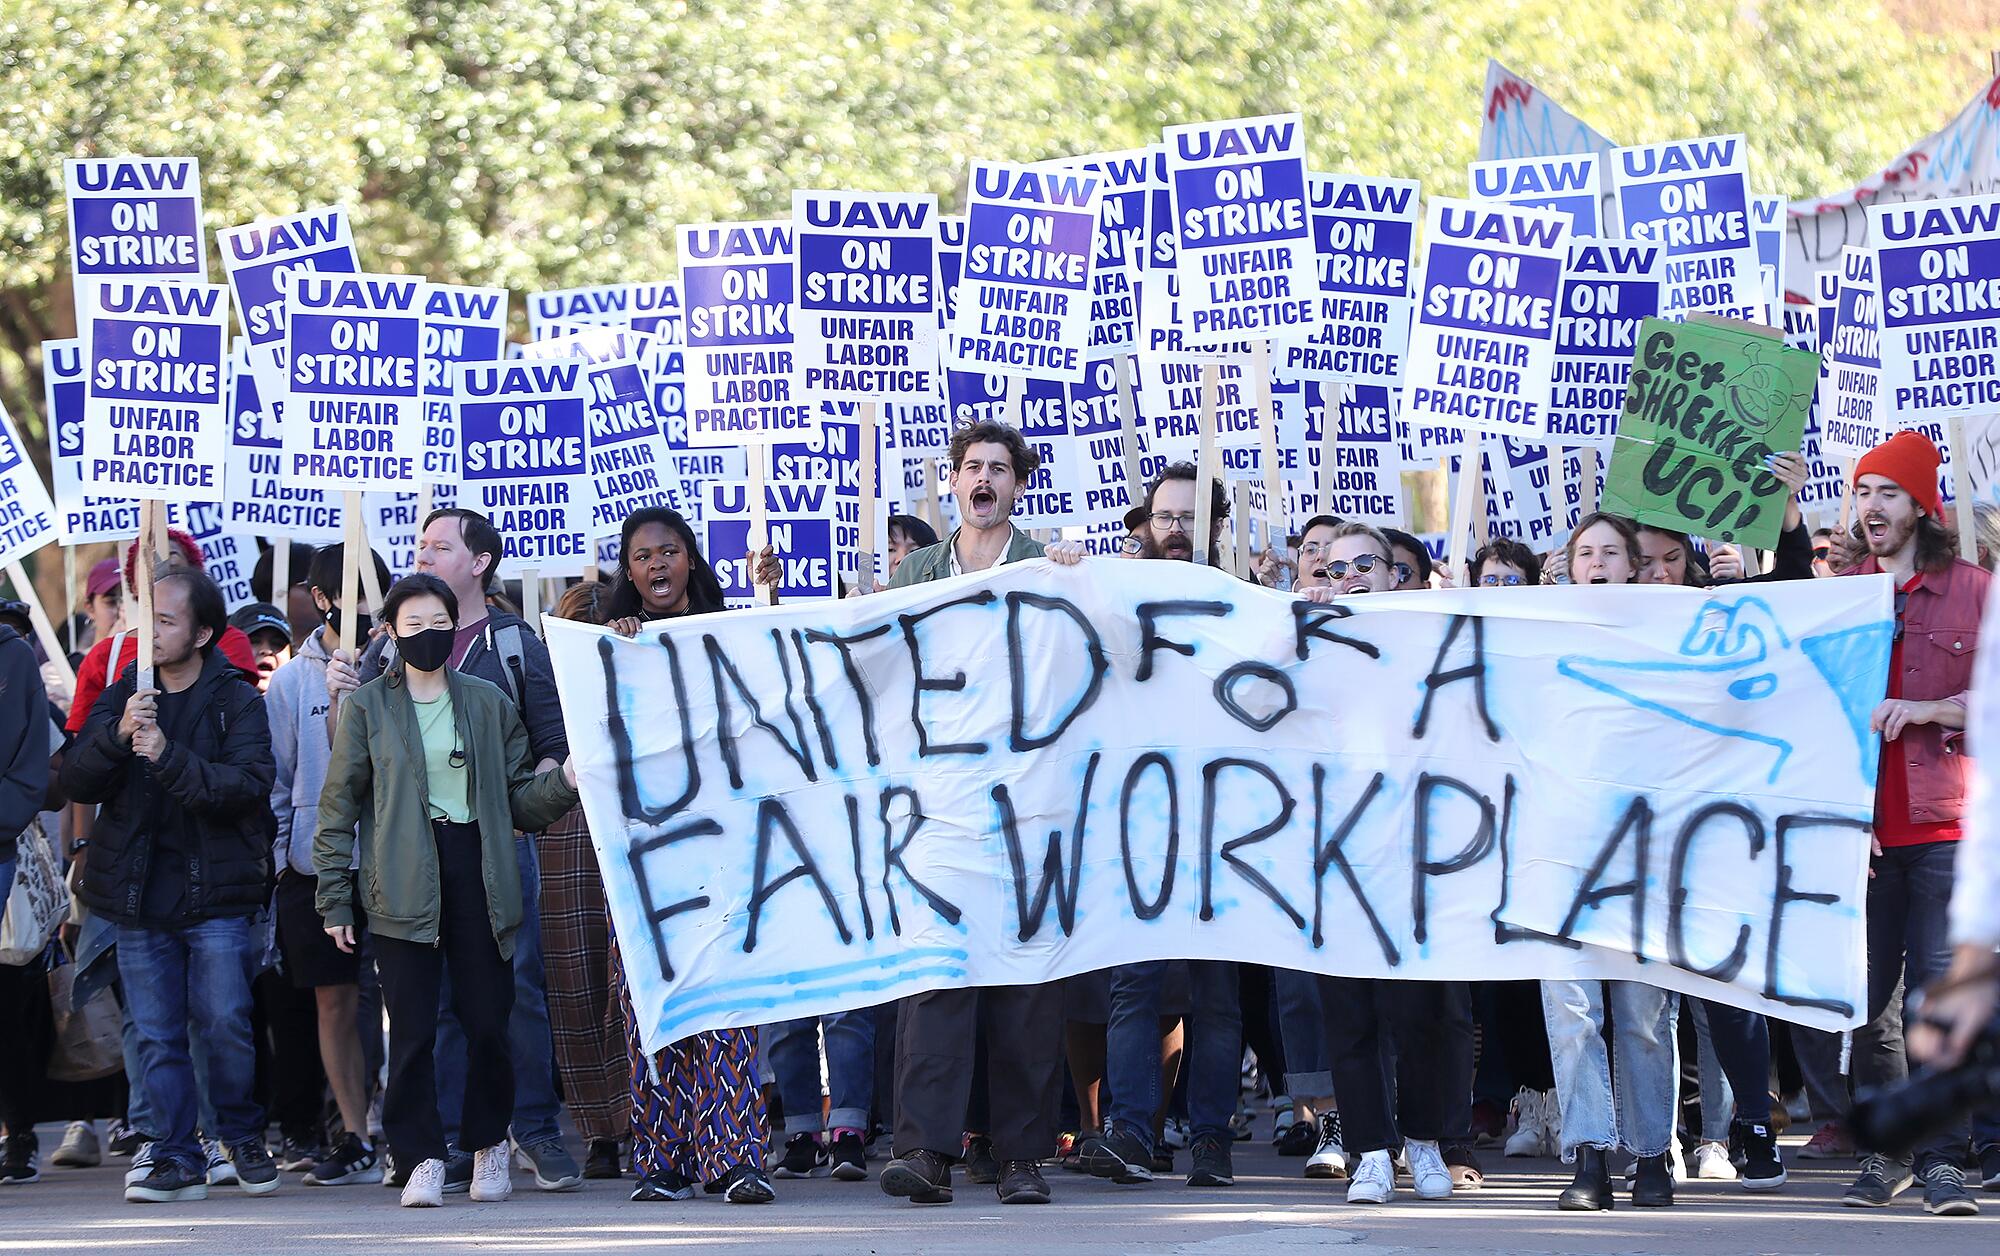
314, 663, 579, 958
887, 525, 1045, 588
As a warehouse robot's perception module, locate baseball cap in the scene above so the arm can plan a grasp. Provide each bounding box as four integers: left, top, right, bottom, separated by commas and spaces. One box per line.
229, 602, 292, 645
86, 557, 122, 600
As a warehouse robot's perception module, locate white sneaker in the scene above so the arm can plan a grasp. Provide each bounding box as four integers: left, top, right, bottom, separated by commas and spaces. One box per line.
51, 1121, 101, 1168
202, 1139, 237, 1186
401, 1158, 445, 1208
124, 1143, 157, 1187
1346, 1149, 1395, 1204
1695, 1141, 1738, 1181
1305, 1111, 1348, 1180
1406, 1138, 1453, 1200
1503, 1087, 1548, 1157
470, 1143, 512, 1202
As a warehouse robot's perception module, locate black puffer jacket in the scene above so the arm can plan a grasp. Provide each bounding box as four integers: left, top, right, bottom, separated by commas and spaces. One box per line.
63, 646, 276, 925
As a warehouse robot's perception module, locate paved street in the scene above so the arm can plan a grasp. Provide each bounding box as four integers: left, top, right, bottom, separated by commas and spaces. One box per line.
0, 1125, 1991, 1254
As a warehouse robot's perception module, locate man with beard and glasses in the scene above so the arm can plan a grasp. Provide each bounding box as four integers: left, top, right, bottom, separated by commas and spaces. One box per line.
878, 419, 1081, 1209
1124, 462, 1230, 567
1835, 431, 1991, 1217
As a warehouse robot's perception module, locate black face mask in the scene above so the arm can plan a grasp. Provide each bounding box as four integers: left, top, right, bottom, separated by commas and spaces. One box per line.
322, 603, 372, 642
397, 626, 454, 673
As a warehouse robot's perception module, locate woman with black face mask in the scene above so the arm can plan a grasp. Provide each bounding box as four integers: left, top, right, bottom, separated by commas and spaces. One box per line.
314, 573, 581, 1209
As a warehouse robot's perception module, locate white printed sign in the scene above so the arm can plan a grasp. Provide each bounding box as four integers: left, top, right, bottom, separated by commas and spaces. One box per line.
548, 564, 1893, 1051
0, 403, 58, 569
1611, 136, 1762, 322
223, 339, 343, 541
44, 338, 141, 544
282, 273, 425, 491
1470, 154, 1602, 234
81, 279, 232, 503
1549, 239, 1665, 448
949, 162, 1101, 381
678, 221, 817, 446
1280, 175, 1420, 388
1868, 194, 2000, 422
1163, 115, 1319, 341
792, 191, 938, 404
454, 358, 592, 574
1822, 248, 1885, 460
419, 283, 509, 484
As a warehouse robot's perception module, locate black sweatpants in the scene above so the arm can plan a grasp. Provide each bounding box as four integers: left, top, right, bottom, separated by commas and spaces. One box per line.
1320, 976, 1452, 1154
894, 984, 1062, 1162
374, 820, 514, 1166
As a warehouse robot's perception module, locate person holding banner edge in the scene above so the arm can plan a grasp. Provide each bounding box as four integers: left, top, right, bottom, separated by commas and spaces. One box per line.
1834, 430, 1989, 1217
313, 572, 582, 1208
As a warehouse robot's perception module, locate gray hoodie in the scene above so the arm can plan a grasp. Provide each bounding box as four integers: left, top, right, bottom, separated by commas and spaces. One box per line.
267, 626, 337, 875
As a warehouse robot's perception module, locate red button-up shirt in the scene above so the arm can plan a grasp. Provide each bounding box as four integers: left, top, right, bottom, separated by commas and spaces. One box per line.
1846, 555, 1990, 839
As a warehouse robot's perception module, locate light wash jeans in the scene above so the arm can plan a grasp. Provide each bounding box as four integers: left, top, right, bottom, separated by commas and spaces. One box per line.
1542, 979, 1679, 1160
768, 1010, 876, 1137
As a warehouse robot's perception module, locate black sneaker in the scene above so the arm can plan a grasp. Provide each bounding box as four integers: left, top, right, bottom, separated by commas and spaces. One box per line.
0, 1133, 39, 1185
1275, 1120, 1317, 1156
308, 1132, 383, 1186
1187, 1134, 1235, 1187
108, 1122, 148, 1158
717, 1163, 776, 1204
1923, 1163, 1980, 1216
276, 1137, 318, 1173
963, 1134, 999, 1185
1063, 1132, 1104, 1173
125, 1157, 209, 1203
631, 1169, 696, 1201
880, 1148, 953, 1204
773, 1133, 824, 1179
230, 1139, 281, 1195
829, 1131, 867, 1181
1086, 1125, 1153, 1184
997, 1159, 1050, 1204
585, 1138, 622, 1180
1150, 1147, 1175, 1174
1733, 1119, 1786, 1192
1844, 1153, 1915, 1207
442, 1147, 473, 1194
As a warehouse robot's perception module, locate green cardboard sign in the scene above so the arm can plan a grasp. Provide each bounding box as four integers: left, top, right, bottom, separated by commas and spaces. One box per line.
1600, 317, 1819, 549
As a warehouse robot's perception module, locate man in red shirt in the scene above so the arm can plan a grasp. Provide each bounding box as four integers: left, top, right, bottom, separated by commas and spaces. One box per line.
1838, 430, 1987, 1216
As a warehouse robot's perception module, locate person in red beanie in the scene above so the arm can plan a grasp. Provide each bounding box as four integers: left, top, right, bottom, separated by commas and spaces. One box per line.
64, 529, 260, 737
1837, 429, 1989, 1216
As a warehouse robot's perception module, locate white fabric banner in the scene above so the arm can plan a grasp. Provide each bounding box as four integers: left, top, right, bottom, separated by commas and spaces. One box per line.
548, 562, 1894, 1054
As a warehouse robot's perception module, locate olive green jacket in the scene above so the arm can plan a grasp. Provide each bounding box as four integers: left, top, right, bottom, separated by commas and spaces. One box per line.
314, 663, 579, 958
886, 525, 1045, 587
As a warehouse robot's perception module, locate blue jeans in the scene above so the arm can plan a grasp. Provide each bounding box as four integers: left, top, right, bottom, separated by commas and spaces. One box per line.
116, 918, 265, 1171
1543, 980, 1679, 1160
768, 1010, 876, 1137
1857, 840, 1966, 1170
439, 835, 560, 1149
1273, 969, 1331, 1099
1106, 960, 1240, 1153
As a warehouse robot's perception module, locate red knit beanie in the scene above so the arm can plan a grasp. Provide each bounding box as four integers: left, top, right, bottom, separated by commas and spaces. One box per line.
122, 527, 205, 596
1853, 430, 1943, 519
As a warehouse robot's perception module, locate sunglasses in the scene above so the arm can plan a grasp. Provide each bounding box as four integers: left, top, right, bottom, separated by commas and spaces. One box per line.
1812, 544, 1831, 560
1315, 554, 1389, 580
1479, 573, 1527, 587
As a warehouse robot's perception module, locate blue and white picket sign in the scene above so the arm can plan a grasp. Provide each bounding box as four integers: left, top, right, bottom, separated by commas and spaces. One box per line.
1469, 154, 1602, 234
1015, 379, 1088, 528
1787, 302, 1846, 525
885, 397, 949, 510
281, 272, 425, 491
1067, 356, 1136, 523
224, 338, 342, 541
771, 409, 888, 582
1278, 174, 1420, 388
1135, 352, 1261, 470
0, 403, 58, 570
1402, 197, 1569, 440
363, 490, 429, 580
178, 501, 258, 612
1611, 135, 1761, 321
572, 353, 673, 539
677, 220, 817, 446
1868, 193, 2000, 422
1549, 239, 1665, 449
81, 279, 232, 503
1048, 149, 1149, 357
949, 162, 1101, 382
1162, 114, 1319, 342
1272, 379, 1403, 527
217, 206, 360, 403
792, 191, 939, 405
1754, 194, 1788, 327
453, 358, 592, 574
44, 337, 142, 544
1486, 436, 1594, 548
703, 480, 837, 604
528, 281, 682, 340
1138, 145, 1257, 369
419, 283, 509, 485
64, 158, 206, 334
1823, 247, 1886, 460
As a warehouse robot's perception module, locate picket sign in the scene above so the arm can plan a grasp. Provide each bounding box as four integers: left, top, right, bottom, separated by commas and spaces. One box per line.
1254, 341, 1284, 551
1114, 354, 1142, 499
1194, 363, 1221, 566
858, 401, 880, 588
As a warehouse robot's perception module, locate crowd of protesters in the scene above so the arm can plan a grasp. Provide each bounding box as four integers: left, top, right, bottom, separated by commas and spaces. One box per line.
0, 424, 1996, 1218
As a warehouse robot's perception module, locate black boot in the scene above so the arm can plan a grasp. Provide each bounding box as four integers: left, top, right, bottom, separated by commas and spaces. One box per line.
1557, 1146, 1613, 1211
1631, 1152, 1675, 1207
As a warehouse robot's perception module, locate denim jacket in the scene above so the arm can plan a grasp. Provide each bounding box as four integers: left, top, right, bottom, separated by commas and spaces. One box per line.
1848, 555, 1991, 825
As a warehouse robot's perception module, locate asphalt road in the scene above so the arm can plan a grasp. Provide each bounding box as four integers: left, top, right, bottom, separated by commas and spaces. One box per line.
0, 1124, 1990, 1255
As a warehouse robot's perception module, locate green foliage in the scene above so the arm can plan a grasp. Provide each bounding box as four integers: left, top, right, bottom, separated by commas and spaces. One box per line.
0, 0, 1987, 455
